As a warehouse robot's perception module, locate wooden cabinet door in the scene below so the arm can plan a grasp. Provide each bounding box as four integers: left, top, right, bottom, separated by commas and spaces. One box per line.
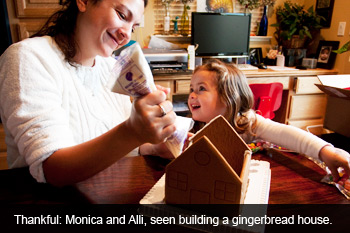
175, 80, 191, 94
294, 76, 323, 94
15, 0, 61, 18
154, 80, 173, 101
17, 20, 46, 40
289, 94, 327, 120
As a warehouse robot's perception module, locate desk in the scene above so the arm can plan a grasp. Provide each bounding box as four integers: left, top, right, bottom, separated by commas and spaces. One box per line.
0, 150, 348, 204
155, 68, 338, 128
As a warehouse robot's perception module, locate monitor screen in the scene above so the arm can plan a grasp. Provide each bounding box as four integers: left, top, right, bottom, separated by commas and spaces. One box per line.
191, 13, 251, 57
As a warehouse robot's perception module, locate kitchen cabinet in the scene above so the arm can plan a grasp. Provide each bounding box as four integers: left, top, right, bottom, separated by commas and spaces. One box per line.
9, 0, 61, 41
288, 76, 328, 130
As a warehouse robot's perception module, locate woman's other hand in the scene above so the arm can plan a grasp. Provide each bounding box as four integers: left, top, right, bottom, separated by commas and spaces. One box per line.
140, 142, 175, 159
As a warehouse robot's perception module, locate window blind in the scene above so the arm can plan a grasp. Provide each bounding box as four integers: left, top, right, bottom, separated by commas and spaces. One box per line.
153, 0, 264, 35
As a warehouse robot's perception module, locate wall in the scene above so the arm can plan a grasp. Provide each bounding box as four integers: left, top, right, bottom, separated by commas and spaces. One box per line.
138, 0, 350, 74
131, 0, 155, 47
316, 0, 350, 74
135, 0, 307, 57
271, 0, 350, 74
7, 0, 349, 73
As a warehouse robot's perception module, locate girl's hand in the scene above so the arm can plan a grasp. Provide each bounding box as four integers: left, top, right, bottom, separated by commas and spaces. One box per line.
127, 90, 176, 145
183, 132, 194, 151
319, 146, 350, 182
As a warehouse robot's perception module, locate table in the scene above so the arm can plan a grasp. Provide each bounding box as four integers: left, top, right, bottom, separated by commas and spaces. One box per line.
0, 150, 348, 204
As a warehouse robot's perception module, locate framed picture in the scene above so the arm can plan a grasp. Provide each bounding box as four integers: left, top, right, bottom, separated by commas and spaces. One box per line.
316, 0, 334, 28
316, 40, 339, 69
197, 0, 234, 13
249, 48, 263, 65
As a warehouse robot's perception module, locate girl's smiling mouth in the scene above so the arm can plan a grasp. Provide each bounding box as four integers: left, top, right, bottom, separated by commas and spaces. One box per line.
191, 104, 200, 110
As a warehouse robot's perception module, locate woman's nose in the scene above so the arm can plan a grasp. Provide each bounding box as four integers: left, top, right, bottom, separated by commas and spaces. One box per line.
118, 24, 132, 45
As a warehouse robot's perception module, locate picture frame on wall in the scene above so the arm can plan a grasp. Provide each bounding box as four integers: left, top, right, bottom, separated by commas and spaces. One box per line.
316, 40, 339, 69
197, 0, 234, 12
316, 0, 335, 28
249, 48, 263, 65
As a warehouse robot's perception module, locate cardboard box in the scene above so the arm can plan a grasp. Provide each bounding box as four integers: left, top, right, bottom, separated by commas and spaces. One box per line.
316, 75, 350, 137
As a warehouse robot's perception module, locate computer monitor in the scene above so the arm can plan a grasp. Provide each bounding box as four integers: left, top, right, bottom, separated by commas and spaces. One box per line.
191, 13, 251, 57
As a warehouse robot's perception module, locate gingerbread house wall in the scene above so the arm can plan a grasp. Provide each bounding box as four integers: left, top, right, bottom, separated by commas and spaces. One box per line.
165, 136, 243, 204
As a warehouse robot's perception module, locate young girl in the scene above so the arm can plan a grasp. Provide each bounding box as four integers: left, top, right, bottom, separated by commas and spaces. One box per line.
188, 59, 350, 183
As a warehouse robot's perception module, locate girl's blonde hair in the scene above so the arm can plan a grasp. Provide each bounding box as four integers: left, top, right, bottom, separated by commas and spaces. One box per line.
193, 59, 257, 135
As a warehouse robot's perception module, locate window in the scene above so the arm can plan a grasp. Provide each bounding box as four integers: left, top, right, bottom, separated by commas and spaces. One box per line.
167, 170, 188, 191
153, 0, 264, 35
214, 180, 238, 202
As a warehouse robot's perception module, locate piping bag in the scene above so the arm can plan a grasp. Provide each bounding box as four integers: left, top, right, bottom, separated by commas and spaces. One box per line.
107, 43, 193, 157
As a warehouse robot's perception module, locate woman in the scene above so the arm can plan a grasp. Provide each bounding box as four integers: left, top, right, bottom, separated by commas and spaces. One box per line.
0, 0, 176, 186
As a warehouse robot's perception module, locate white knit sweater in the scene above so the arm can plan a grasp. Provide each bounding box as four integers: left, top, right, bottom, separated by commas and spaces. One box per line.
0, 36, 134, 182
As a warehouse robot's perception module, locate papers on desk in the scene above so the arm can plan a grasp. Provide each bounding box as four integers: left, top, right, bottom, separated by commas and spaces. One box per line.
267, 66, 299, 71
318, 75, 350, 89
139, 160, 271, 232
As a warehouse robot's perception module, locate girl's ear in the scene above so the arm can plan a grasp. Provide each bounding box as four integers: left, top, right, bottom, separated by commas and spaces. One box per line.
76, 0, 88, 12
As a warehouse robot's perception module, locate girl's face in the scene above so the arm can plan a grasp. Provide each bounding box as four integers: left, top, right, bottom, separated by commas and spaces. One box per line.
75, 0, 144, 65
188, 70, 227, 123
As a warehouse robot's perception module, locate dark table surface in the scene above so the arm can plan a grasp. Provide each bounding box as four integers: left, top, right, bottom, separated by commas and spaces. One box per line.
1, 149, 349, 233
0, 149, 348, 204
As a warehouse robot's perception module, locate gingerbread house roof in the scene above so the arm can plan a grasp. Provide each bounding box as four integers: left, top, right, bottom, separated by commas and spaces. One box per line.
190, 115, 250, 176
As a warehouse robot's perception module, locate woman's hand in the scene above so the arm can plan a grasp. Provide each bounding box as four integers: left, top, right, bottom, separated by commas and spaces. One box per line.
140, 142, 175, 159
140, 132, 194, 159
126, 89, 176, 145
319, 145, 350, 183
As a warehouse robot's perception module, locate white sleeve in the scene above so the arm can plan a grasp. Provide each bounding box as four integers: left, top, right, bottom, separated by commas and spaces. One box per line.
0, 42, 75, 182
253, 115, 331, 160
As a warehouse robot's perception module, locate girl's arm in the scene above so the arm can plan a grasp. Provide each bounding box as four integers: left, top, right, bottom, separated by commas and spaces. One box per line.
254, 115, 350, 182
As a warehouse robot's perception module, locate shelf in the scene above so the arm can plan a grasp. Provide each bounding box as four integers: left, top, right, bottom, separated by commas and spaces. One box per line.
154, 35, 272, 43
154, 35, 191, 43
250, 36, 272, 42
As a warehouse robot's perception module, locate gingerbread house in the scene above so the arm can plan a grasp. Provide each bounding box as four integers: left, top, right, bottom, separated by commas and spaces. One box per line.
165, 115, 251, 204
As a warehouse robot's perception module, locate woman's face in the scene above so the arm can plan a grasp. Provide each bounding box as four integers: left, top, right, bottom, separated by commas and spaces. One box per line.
188, 70, 227, 123
75, 0, 144, 65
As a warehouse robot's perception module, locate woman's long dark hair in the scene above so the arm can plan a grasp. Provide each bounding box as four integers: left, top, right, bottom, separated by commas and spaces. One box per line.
31, 0, 148, 65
